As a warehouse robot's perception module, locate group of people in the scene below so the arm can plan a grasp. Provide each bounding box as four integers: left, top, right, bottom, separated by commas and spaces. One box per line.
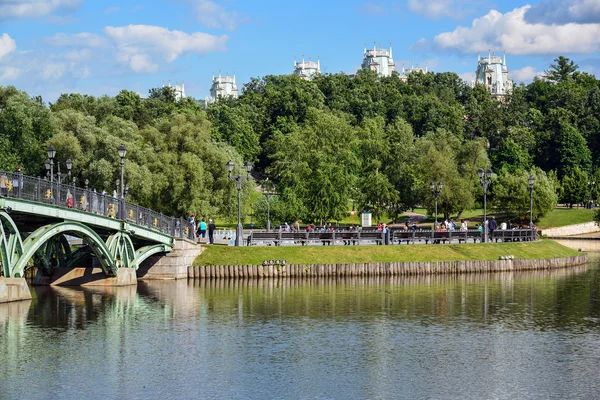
0, 166, 23, 197
187, 215, 217, 244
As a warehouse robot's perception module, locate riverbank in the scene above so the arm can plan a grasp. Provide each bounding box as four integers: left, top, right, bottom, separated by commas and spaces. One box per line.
195, 240, 579, 266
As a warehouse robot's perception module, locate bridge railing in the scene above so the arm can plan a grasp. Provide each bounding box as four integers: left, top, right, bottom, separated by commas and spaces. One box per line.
0, 171, 184, 238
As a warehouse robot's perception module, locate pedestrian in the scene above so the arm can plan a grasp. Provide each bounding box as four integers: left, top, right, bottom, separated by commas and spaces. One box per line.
488, 216, 498, 241
0, 172, 7, 196
197, 218, 207, 239
208, 219, 216, 244
66, 192, 74, 208
293, 219, 300, 232
187, 214, 196, 240
12, 165, 23, 197
460, 219, 467, 232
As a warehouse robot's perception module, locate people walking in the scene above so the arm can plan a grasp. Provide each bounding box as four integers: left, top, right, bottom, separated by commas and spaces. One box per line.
488, 217, 498, 241
197, 218, 207, 239
187, 214, 196, 240
208, 219, 216, 244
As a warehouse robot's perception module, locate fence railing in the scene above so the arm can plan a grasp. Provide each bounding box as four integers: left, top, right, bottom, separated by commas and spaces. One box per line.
0, 171, 185, 239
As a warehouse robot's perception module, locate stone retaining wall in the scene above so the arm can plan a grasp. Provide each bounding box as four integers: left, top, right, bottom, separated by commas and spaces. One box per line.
544, 222, 600, 237
188, 254, 588, 279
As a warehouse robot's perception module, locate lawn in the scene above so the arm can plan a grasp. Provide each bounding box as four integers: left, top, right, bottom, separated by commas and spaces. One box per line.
195, 240, 579, 266
536, 208, 595, 229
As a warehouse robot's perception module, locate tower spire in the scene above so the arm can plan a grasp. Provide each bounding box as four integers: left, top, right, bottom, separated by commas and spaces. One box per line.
503, 50, 506, 67
317, 56, 320, 71
389, 42, 393, 58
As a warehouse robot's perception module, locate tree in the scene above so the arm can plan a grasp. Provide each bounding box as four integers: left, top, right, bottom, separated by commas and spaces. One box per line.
544, 56, 579, 83
492, 168, 557, 221
560, 166, 589, 207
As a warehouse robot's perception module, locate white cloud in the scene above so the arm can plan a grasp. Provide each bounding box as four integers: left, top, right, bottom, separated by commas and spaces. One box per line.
0, 33, 17, 60
433, 5, 600, 55
104, 24, 227, 72
41, 63, 66, 81
511, 66, 540, 82
0, 0, 81, 19
0, 66, 21, 83
44, 32, 109, 48
104, 6, 120, 14
193, 0, 248, 30
525, 0, 600, 24
459, 71, 475, 83
407, 0, 480, 20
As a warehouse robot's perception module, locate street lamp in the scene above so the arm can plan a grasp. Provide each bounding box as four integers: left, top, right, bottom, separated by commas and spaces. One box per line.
117, 144, 127, 198
117, 144, 127, 220
528, 174, 535, 235
227, 160, 253, 246
262, 179, 276, 232
66, 158, 73, 181
589, 180, 595, 209
478, 168, 493, 243
46, 145, 56, 184
429, 181, 444, 231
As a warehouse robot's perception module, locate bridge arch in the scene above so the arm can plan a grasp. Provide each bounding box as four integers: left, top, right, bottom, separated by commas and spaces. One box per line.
133, 244, 171, 269
106, 231, 137, 269
12, 222, 118, 278
0, 211, 24, 278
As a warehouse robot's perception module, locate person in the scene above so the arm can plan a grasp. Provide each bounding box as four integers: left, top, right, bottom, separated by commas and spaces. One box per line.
197, 218, 207, 239
284, 222, 290, 232
293, 219, 300, 232
488, 216, 498, 241
382, 223, 390, 245
500, 221, 507, 230
208, 219, 216, 244
0, 172, 7, 196
249, 221, 254, 230
476, 224, 483, 232
12, 166, 23, 197
187, 214, 196, 240
66, 193, 74, 208
460, 220, 467, 232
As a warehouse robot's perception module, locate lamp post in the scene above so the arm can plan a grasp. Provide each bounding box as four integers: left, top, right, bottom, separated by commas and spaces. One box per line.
528, 174, 535, 235
117, 144, 127, 220
477, 168, 493, 243
227, 160, 253, 246
47, 145, 56, 184
262, 179, 276, 232
589, 180, 595, 209
429, 181, 444, 231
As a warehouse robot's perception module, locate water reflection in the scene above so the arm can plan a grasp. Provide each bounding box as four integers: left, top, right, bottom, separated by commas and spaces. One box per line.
1, 265, 600, 399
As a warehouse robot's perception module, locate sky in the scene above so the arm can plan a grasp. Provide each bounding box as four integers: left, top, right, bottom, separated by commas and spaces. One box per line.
1, 0, 600, 102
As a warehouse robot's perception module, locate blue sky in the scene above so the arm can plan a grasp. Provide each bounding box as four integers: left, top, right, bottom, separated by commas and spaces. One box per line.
1, 0, 599, 101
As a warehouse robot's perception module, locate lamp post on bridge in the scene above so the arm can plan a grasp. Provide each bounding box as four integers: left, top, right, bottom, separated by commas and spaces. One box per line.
429, 181, 443, 232
117, 144, 127, 220
227, 160, 253, 246
477, 168, 493, 243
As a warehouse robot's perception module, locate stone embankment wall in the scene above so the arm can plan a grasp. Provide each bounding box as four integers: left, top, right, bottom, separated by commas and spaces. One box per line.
0, 278, 33, 303
188, 254, 588, 279
544, 222, 600, 237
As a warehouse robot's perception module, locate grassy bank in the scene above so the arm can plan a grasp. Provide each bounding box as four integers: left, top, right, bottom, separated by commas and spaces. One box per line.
195, 240, 579, 266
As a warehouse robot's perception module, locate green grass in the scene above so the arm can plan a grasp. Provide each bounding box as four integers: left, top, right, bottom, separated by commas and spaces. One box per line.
536, 208, 595, 229
195, 240, 578, 266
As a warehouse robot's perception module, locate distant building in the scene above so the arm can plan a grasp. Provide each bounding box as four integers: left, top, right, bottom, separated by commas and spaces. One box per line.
293, 55, 320, 80
361, 43, 395, 77
475, 51, 513, 98
400, 62, 428, 82
206, 72, 238, 104
163, 81, 186, 101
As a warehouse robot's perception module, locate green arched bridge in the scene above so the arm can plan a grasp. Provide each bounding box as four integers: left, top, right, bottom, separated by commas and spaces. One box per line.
0, 171, 188, 279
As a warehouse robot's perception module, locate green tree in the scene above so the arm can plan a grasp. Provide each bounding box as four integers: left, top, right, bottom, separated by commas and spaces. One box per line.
560, 166, 589, 207
544, 56, 579, 83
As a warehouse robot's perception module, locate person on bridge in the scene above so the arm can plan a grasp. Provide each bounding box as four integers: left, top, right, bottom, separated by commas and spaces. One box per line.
12, 166, 23, 197
488, 217, 498, 240
66, 193, 74, 208
187, 214, 196, 240
197, 218, 207, 239
0, 172, 8, 196
208, 219, 216, 244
